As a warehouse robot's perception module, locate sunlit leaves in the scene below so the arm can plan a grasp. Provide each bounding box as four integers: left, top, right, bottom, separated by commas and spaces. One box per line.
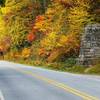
33, 0, 91, 62
67, 6, 90, 33
22, 48, 31, 58
0, 0, 95, 64
41, 32, 58, 50
0, 0, 43, 50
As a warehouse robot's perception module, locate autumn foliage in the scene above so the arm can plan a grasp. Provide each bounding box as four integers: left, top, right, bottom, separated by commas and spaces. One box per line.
27, 33, 36, 42
0, 0, 99, 67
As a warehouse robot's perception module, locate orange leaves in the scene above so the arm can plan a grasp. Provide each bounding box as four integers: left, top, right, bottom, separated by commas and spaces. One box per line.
34, 14, 52, 34
31, 27, 37, 33
27, 33, 36, 42
36, 15, 45, 22
65, 34, 80, 53
12, 52, 21, 59
27, 26, 38, 42
38, 48, 46, 56
0, 46, 4, 52
35, 15, 45, 28
7, 48, 31, 59
57, 33, 80, 54
0, 36, 11, 53
32, 0, 85, 60
34, 15, 47, 32
38, 48, 50, 57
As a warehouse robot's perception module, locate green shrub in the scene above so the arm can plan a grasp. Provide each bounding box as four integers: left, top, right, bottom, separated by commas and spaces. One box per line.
66, 66, 86, 73
64, 58, 76, 68
85, 64, 100, 74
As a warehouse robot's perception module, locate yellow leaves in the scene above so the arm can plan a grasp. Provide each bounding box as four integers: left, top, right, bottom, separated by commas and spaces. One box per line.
48, 32, 57, 39
1, 7, 11, 14
5, 48, 31, 59
68, 7, 88, 24
58, 35, 67, 47
75, 0, 90, 8
22, 48, 31, 58
33, 0, 89, 60
47, 48, 63, 62
57, 33, 80, 49
41, 32, 58, 50
53, 0, 72, 4
67, 4, 90, 34
34, 2, 67, 34
70, 7, 87, 16
46, 8, 56, 15
0, 16, 5, 38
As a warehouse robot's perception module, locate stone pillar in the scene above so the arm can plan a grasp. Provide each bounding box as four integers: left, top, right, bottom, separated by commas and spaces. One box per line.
77, 24, 100, 66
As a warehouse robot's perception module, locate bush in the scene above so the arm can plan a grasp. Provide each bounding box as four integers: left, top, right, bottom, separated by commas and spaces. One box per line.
85, 64, 100, 75
64, 58, 76, 67
66, 66, 86, 73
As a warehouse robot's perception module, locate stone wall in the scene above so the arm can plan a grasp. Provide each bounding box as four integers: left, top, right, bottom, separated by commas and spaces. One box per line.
78, 24, 100, 66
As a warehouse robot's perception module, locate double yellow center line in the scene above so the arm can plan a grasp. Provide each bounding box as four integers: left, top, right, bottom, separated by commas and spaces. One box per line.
14, 67, 99, 100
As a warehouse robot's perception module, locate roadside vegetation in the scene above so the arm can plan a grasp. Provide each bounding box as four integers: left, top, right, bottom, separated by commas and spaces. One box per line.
0, 0, 100, 75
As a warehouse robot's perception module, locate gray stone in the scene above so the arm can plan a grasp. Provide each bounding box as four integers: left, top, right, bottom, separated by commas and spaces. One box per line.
77, 24, 100, 66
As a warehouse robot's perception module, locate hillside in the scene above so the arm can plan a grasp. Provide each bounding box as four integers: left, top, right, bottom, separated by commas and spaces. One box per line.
0, 0, 100, 74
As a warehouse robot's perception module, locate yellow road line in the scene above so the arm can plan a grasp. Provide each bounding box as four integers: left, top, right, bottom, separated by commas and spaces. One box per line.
14, 68, 99, 100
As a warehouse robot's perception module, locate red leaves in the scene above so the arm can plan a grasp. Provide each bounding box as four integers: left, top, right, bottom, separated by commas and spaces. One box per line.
27, 26, 38, 42
35, 15, 45, 23
27, 33, 36, 42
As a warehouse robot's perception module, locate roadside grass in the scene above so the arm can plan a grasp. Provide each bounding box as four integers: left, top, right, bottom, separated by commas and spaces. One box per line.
3, 56, 100, 75
65, 66, 86, 74
84, 64, 100, 75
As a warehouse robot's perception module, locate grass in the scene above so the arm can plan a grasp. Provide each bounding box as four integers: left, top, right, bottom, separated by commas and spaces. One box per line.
65, 66, 86, 74
3, 55, 100, 75
84, 64, 100, 75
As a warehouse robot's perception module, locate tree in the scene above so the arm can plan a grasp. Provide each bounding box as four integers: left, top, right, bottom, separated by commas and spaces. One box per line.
34, 0, 91, 62
89, 0, 100, 22
0, 0, 42, 50
0, 0, 5, 6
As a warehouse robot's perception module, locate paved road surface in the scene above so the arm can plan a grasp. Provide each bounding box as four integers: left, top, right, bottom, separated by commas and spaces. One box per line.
0, 61, 100, 100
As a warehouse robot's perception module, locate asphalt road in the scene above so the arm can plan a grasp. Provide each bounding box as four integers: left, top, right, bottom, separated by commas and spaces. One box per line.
0, 61, 100, 100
